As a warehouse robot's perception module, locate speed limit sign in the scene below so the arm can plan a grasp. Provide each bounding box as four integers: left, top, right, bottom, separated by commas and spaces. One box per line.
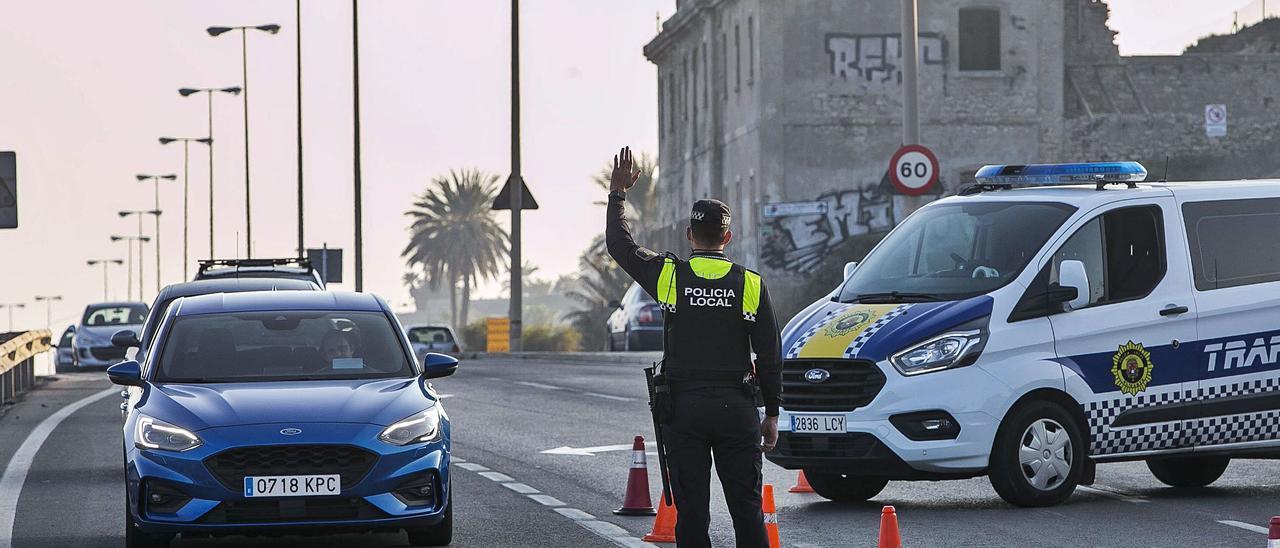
889, 144, 939, 196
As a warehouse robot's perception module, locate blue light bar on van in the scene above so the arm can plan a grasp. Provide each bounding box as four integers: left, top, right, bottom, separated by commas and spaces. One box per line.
974, 162, 1148, 186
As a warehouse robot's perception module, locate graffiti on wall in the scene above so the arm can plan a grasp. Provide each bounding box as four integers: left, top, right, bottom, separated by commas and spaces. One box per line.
826, 33, 946, 83
761, 183, 899, 274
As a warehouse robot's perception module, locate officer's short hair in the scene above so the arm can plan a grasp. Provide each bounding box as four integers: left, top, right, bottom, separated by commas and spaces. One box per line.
690, 199, 731, 245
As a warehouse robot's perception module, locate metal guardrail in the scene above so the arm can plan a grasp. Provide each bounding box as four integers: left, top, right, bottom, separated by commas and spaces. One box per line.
0, 329, 51, 405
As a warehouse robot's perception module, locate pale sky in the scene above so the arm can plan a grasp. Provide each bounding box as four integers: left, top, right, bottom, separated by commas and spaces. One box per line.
0, 0, 1257, 329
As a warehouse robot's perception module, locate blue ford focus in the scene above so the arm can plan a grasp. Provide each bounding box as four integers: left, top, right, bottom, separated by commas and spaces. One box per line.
108, 291, 456, 547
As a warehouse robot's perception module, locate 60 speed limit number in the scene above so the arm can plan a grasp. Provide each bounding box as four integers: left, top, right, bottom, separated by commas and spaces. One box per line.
889, 144, 939, 196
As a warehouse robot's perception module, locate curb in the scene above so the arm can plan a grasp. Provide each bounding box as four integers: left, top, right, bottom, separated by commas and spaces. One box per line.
460, 351, 661, 365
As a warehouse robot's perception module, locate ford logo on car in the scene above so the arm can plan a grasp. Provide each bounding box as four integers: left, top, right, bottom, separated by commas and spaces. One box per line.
804, 369, 831, 383
280, 427, 303, 436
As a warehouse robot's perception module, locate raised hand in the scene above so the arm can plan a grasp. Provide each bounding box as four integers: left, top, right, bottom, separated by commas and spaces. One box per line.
610, 146, 641, 193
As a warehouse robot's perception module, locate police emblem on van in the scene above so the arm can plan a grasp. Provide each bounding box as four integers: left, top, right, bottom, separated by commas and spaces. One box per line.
1111, 341, 1154, 396
826, 310, 873, 337
804, 369, 831, 383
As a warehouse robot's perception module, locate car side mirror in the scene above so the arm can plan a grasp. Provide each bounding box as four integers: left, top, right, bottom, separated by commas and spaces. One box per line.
111, 330, 140, 349
106, 360, 143, 386
421, 352, 459, 379
608, 300, 622, 309
843, 261, 859, 279
1058, 260, 1091, 311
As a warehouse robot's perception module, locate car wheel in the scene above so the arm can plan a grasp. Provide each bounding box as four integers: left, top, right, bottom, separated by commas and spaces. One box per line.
989, 400, 1085, 507
124, 490, 172, 548
804, 472, 888, 502
406, 492, 452, 546
1146, 456, 1229, 488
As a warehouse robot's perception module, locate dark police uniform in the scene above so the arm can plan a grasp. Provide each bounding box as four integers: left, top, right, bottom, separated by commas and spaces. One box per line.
606, 192, 782, 548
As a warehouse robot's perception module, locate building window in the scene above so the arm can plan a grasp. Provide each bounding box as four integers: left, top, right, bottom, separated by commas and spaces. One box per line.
747, 16, 755, 85
702, 42, 709, 106
958, 7, 1001, 71
720, 33, 728, 101
682, 57, 689, 121
668, 76, 676, 134
734, 23, 741, 92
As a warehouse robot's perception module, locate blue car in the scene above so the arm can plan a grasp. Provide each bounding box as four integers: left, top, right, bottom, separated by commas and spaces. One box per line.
108, 291, 456, 547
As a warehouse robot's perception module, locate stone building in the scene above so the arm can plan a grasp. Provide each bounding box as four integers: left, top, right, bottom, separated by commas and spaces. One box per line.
643, 0, 1280, 317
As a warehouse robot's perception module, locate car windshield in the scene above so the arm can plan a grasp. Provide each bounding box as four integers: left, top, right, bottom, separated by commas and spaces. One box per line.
155, 310, 413, 383
837, 201, 1077, 302
83, 305, 148, 326
407, 327, 454, 344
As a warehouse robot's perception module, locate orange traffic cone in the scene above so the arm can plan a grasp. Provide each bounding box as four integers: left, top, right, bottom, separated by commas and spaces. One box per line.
614, 436, 657, 515
642, 491, 677, 543
763, 484, 781, 548
878, 505, 902, 548
788, 470, 815, 493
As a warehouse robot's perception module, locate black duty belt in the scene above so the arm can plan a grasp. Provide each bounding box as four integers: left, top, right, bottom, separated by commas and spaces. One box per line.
665, 367, 751, 382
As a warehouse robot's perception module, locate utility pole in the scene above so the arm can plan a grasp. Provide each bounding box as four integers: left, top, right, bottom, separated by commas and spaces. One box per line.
242, 27, 253, 257
33, 296, 61, 333
508, 0, 524, 351
900, 0, 920, 146
352, 0, 364, 291
296, 0, 305, 258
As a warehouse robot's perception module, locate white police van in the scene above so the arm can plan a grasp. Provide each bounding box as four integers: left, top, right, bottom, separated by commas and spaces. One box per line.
766, 162, 1280, 507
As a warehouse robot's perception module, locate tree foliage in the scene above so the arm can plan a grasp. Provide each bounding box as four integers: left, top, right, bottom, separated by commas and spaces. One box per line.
563, 236, 633, 351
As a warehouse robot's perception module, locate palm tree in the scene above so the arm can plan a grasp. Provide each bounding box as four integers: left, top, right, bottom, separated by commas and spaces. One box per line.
403, 169, 508, 327
563, 236, 633, 350
591, 152, 658, 230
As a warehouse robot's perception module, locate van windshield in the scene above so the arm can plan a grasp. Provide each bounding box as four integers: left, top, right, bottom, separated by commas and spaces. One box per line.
838, 201, 1076, 303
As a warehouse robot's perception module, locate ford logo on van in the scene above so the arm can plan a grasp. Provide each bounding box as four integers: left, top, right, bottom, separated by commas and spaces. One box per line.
804, 369, 831, 383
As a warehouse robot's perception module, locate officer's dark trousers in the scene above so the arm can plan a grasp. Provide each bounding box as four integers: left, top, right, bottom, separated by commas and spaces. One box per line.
663, 384, 768, 548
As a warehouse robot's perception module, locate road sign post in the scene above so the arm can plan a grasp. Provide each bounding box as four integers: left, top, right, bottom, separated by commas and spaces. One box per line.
0, 152, 16, 229
889, 144, 939, 196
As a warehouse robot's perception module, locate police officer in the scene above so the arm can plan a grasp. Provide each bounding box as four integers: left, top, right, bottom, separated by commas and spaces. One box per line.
605, 146, 782, 548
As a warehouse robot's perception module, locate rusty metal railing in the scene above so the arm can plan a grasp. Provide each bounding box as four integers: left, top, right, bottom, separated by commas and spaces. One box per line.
0, 329, 51, 405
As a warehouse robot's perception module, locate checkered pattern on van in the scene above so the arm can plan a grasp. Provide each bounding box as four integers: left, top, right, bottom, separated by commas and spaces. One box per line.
784, 304, 852, 359
844, 304, 912, 359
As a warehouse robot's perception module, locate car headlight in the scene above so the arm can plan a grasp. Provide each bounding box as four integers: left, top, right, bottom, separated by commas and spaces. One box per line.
890, 329, 985, 376
379, 406, 442, 446
135, 414, 202, 452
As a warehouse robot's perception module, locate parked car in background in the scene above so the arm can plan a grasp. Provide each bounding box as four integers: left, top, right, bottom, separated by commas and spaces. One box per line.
606, 282, 663, 351
54, 325, 76, 372
194, 258, 326, 288
405, 325, 462, 360
118, 277, 321, 363
72, 302, 148, 369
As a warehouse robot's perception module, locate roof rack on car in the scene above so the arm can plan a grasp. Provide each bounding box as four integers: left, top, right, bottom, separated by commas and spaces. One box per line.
196, 258, 314, 275
971, 162, 1148, 192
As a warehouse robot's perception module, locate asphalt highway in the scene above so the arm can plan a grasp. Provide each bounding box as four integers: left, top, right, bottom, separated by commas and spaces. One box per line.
3, 359, 1279, 547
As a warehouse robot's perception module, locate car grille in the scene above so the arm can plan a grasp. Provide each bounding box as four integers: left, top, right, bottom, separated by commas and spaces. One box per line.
781, 359, 885, 411
775, 432, 880, 459
197, 497, 386, 524
90, 346, 126, 361
204, 445, 378, 492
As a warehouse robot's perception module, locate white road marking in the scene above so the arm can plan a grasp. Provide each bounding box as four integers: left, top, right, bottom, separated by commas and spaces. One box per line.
515, 381, 566, 390
437, 394, 455, 399
479, 471, 514, 482
578, 519, 632, 538
455, 462, 489, 472
554, 507, 595, 521
1077, 485, 1149, 504
502, 482, 540, 494
583, 392, 635, 402
0, 387, 116, 548
1218, 520, 1269, 534
528, 494, 565, 506
542, 442, 656, 456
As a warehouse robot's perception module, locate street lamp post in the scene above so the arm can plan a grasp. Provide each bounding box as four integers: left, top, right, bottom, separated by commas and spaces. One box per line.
136, 174, 176, 292
86, 259, 124, 301
296, 0, 305, 258
0, 303, 25, 333
115, 212, 159, 301
207, 24, 280, 258
159, 139, 213, 279
32, 296, 62, 333
352, 1, 363, 291
178, 87, 241, 260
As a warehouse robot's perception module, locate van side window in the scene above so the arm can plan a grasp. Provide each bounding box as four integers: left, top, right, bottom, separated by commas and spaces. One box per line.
1050, 205, 1165, 307
1182, 197, 1280, 290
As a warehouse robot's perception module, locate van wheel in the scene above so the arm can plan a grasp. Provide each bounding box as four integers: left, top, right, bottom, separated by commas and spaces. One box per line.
406, 492, 452, 546
989, 400, 1084, 507
1146, 456, 1229, 488
804, 472, 888, 502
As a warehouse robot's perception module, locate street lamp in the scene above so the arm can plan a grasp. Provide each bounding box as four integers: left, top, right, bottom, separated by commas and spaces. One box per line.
178, 86, 240, 259
0, 303, 25, 333
114, 212, 159, 301
136, 174, 176, 292
159, 138, 213, 279
207, 23, 281, 258
86, 259, 125, 301
32, 295, 62, 333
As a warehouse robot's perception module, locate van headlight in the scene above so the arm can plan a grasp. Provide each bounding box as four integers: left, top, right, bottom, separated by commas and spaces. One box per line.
135, 414, 202, 452
890, 330, 985, 376
379, 406, 442, 446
